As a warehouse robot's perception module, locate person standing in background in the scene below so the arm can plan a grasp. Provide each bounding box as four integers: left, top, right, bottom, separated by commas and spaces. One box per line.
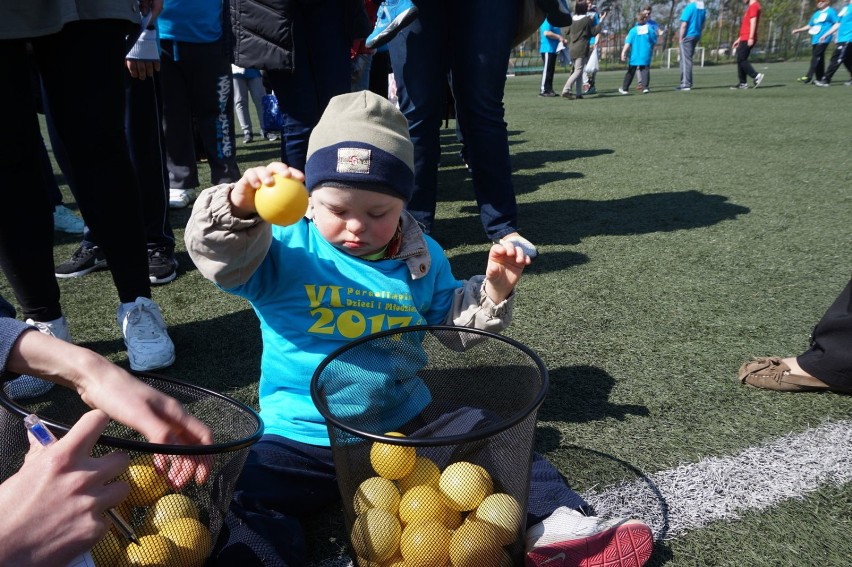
158, 0, 241, 209
676, 0, 707, 91
792, 0, 839, 84
539, 18, 565, 97
731, 0, 764, 89
232, 65, 272, 144
814, 0, 852, 86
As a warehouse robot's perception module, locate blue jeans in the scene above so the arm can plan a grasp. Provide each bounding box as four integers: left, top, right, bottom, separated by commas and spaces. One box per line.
679, 36, 699, 88
387, 0, 520, 240
266, 0, 350, 171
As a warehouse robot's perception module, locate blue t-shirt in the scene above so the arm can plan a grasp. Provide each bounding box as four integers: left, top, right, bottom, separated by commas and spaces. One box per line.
680, 1, 707, 39
226, 219, 463, 445
838, 5, 852, 43
539, 19, 563, 53
589, 12, 601, 46
808, 7, 840, 44
159, 0, 223, 43
626, 23, 656, 66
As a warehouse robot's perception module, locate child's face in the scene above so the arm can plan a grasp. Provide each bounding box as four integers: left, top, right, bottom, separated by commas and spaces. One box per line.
310, 186, 404, 257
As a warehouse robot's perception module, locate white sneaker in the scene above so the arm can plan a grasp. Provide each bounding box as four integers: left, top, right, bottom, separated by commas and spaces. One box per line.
117, 298, 175, 371
169, 188, 196, 209
526, 507, 654, 567
3, 316, 72, 400
618, 88, 629, 95
53, 204, 84, 234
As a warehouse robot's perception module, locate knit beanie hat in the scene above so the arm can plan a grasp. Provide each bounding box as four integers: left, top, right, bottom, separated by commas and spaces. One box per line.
305, 90, 415, 202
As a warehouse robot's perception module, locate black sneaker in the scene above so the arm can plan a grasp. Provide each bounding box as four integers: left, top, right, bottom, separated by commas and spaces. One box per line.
55, 245, 107, 278
148, 247, 178, 285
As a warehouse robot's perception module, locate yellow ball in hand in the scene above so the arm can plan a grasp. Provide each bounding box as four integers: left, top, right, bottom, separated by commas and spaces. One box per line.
254, 174, 309, 226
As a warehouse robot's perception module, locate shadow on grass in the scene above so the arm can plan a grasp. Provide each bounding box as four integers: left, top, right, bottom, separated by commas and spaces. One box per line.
538, 365, 649, 424
433, 190, 751, 256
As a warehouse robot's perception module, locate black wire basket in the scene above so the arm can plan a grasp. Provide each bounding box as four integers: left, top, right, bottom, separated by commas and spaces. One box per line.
0, 371, 263, 567
311, 326, 548, 567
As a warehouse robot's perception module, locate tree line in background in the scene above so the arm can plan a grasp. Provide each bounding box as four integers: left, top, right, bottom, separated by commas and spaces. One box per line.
513, 0, 828, 64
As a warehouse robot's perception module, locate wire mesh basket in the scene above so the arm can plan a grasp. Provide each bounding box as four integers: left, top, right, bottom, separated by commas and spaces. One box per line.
0, 371, 263, 567
311, 326, 548, 567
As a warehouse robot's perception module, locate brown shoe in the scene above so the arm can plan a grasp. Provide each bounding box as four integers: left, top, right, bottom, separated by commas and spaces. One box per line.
737, 357, 831, 392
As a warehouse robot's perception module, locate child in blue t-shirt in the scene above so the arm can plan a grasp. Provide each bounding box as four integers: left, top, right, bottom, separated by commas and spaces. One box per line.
619, 12, 658, 94
792, 0, 840, 83
186, 90, 653, 566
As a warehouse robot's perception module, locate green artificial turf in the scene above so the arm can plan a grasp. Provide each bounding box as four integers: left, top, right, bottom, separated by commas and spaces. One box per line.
3, 60, 850, 566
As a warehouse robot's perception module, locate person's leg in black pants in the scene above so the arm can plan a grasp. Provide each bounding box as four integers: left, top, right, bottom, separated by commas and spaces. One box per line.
806, 43, 830, 82
0, 40, 62, 322
736, 43, 757, 85
798, 278, 852, 392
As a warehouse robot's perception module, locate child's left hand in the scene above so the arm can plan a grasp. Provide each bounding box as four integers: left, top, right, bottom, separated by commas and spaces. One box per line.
484, 241, 532, 304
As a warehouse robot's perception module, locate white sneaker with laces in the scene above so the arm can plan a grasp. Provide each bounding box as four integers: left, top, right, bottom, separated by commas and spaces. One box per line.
117, 297, 175, 371
53, 204, 84, 234
3, 316, 72, 399
169, 188, 197, 209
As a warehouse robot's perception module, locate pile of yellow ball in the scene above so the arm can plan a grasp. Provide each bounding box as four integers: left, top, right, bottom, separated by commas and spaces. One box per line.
350, 433, 522, 567
92, 455, 212, 567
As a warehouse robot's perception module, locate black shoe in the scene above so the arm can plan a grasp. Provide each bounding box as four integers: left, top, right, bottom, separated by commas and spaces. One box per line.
55, 245, 107, 278
243, 133, 254, 144
539, 91, 558, 97
148, 247, 178, 285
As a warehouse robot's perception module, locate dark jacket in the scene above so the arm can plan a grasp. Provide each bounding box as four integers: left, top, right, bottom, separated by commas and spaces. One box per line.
567, 15, 602, 60
230, 0, 369, 71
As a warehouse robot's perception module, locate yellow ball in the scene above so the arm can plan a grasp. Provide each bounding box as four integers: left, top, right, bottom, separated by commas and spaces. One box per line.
157, 517, 212, 567
369, 432, 416, 480
438, 461, 493, 511
353, 476, 401, 516
398, 485, 451, 526
92, 529, 125, 567
350, 508, 401, 562
471, 493, 522, 545
448, 520, 504, 567
121, 456, 171, 507
141, 493, 199, 534
399, 520, 451, 567
254, 174, 309, 226
397, 456, 441, 494
124, 534, 175, 567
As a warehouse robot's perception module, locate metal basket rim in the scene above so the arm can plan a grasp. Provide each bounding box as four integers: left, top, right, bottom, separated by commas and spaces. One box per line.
0, 371, 263, 455
310, 325, 549, 447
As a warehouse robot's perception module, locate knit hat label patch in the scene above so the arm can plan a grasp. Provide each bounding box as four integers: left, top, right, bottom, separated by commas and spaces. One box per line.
337, 148, 371, 175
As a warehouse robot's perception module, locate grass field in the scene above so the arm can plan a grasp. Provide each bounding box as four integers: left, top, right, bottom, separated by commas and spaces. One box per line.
4, 60, 851, 566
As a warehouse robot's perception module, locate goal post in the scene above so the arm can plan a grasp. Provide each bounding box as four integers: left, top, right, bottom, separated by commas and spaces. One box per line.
665, 46, 705, 68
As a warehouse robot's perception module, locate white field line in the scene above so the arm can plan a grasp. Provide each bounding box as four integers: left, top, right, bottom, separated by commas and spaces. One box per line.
583, 419, 852, 541
310, 419, 852, 566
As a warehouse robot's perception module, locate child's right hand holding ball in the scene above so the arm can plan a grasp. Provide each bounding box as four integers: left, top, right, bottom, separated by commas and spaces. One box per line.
230, 162, 309, 226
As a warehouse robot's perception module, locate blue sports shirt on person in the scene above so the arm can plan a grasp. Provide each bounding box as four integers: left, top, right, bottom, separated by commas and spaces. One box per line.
626, 24, 656, 66
539, 19, 563, 53
589, 12, 601, 46
227, 218, 462, 446
839, 4, 852, 43
808, 6, 840, 44
158, 0, 223, 43
680, 1, 707, 39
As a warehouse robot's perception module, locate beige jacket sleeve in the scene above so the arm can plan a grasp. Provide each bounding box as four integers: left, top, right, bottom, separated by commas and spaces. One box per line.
184, 183, 273, 289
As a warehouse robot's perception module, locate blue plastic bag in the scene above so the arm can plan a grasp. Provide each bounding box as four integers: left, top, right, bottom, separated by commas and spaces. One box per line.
261, 94, 284, 133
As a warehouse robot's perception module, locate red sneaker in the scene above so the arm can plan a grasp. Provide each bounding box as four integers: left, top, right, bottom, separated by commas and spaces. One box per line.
526, 517, 653, 567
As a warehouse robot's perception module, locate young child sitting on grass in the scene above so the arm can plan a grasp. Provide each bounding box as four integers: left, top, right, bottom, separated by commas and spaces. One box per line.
185, 90, 652, 567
